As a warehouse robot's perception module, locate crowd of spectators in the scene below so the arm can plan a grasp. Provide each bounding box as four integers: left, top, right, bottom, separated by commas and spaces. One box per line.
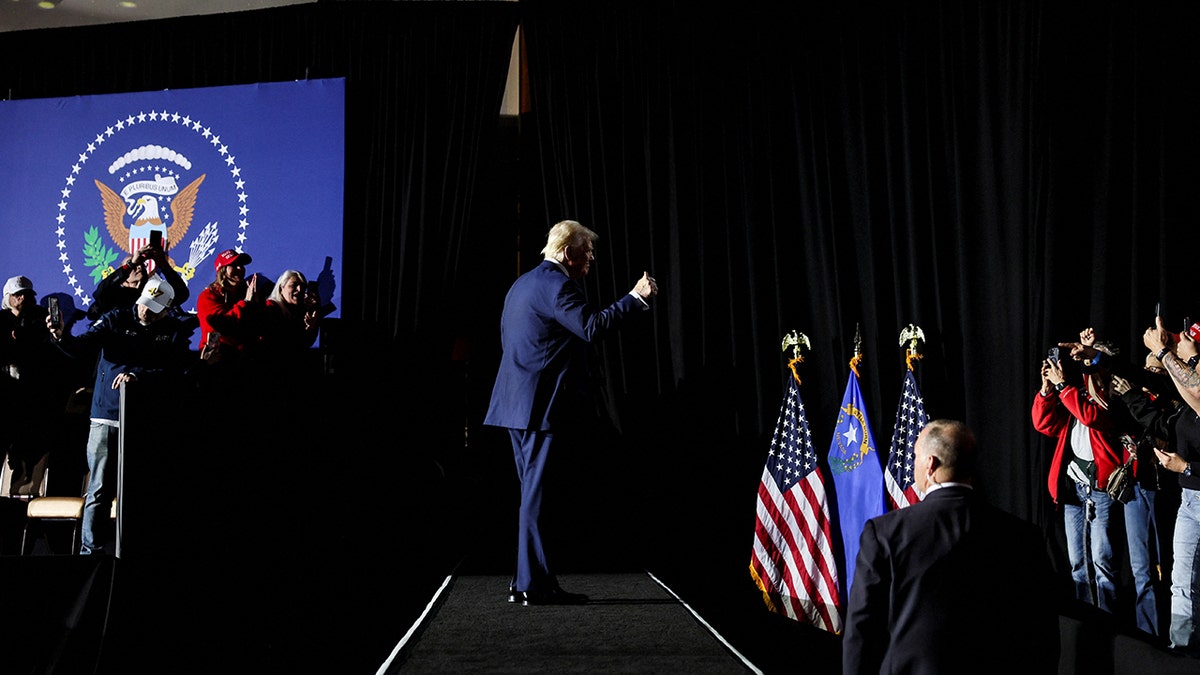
1034, 320, 1200, 656
0, 245, 333, 554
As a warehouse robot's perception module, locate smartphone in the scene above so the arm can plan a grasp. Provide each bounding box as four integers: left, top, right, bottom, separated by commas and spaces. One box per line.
150, 229, 163, 249
1046, 347, 1060, 366
47, 296, 61, 327
1188, 318, 1200, 342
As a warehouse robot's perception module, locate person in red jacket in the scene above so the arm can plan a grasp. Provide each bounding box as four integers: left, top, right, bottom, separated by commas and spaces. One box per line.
1032, 347, 1124, 615
196, 248, 263, 367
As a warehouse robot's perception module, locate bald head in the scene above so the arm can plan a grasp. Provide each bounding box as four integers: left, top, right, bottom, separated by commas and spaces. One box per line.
914, 419, 977, 493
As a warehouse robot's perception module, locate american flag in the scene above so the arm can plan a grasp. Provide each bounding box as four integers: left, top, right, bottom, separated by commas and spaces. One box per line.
884, 368, 927, 510
750, 375, 842, 634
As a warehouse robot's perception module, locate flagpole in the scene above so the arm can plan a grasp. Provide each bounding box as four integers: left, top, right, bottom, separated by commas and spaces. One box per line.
849, 323, 863, 377
829, 322, 883, 602
749, 330, 842, 633
886, 324, 930, 511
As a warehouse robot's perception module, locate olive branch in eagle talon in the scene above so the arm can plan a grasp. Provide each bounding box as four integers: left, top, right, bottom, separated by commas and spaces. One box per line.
83, 226, 121, 284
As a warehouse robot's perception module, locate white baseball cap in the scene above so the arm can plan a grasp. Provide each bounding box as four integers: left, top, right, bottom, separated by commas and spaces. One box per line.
1, 275, 34, 309
136, 276, 175, 313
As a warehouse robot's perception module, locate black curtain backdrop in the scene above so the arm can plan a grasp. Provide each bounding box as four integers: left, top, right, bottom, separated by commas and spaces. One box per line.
0, 0, 1197, 662
514, 0, 1199, 576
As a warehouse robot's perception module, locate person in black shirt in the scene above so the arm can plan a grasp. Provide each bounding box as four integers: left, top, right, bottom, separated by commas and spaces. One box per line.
1143, 317, 1200, 656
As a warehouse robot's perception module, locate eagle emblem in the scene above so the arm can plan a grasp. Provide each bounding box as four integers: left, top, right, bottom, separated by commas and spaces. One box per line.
95, 173, 205, 276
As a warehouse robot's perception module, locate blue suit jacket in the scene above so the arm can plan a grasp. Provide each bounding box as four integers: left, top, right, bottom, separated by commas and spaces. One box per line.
842, 485, 1059, 674
484, 260, 645, 431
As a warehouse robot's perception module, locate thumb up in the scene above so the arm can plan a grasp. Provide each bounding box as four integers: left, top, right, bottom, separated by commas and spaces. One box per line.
634, 271, 658, 299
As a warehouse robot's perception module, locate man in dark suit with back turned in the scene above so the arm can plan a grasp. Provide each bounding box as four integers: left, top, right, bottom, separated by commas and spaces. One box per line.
484, 219, 657, 606
842, 419, 1060, 674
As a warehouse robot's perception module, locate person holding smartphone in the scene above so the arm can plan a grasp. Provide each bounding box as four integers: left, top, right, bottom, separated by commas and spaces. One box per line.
1032, 330, 1124, 619
1143, 316, 1200, 655
0, 275, 61, 508
88, 241, 190, 322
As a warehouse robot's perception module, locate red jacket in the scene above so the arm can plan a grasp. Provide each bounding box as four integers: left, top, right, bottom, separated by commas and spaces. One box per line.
196, 286, 262, 352
1031, 384, 1123, 502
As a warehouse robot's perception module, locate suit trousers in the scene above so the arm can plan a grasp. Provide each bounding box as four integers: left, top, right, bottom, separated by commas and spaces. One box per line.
509, 429, 558, 593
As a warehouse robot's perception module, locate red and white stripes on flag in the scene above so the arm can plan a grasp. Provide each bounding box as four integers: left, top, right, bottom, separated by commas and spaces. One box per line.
127, 235, 165, 274
750, 375, 842, 634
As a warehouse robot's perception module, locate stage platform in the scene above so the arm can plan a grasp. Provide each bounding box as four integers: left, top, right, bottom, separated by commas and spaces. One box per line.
381, 573, 760, 674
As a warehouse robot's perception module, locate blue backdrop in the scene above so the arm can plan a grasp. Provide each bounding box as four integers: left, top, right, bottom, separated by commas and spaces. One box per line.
0, 78, 344, 340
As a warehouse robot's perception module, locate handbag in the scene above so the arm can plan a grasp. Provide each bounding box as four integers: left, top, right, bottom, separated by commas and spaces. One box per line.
1106, 456, 1136, 504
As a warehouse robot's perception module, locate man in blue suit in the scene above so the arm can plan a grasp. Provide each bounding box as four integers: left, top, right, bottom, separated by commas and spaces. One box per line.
484, 219, 657, 606
842, 419, 1060, 673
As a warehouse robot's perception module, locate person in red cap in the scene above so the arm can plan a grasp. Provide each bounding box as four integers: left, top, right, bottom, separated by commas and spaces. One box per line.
196, 248, 263, 366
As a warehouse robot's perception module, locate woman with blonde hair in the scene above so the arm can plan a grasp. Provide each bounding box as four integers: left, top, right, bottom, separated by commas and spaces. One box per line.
261, 269, 321, 353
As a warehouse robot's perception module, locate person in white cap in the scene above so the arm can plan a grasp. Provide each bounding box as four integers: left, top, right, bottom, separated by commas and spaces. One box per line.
87, 242, 190, 322
0, 275, 60, 502
1, 275, 44, 376
48, 276, 196, 555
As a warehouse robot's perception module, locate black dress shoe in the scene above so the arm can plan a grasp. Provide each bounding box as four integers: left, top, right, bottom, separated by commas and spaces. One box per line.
508, 586, 521, 603
521, 587, 588, 606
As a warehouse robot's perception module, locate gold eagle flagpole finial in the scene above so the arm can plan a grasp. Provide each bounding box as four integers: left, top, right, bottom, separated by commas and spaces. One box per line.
899, 323, 926, 371
781, 330, 811, 384
849, 323, 863, 377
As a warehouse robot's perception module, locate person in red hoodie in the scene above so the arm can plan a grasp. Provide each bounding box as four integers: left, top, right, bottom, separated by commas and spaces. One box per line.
1032, 346, 1124, 615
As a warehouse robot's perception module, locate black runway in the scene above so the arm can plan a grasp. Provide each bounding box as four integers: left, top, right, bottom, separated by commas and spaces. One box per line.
385, 573, 757, 674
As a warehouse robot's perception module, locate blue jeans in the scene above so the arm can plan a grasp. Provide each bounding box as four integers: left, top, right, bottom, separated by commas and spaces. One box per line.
81, 421, 119, 555
1125, 484, 1161, 636
1170, 488, 1200, 653
1063, 482, 1118, 612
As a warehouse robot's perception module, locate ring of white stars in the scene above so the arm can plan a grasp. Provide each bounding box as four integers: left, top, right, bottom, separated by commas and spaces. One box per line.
53, 109, 251, 307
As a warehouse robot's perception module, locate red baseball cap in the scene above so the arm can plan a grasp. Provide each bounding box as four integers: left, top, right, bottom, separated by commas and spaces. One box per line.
214, 249, 252, 271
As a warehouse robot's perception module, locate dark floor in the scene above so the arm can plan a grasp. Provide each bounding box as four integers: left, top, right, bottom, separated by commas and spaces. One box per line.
3, 506, 1199, 674
1, 369, 1197, 674
392, 573, 754, 673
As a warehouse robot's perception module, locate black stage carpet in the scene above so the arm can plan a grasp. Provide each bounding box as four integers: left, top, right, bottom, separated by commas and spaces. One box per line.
384, 573, 759, 674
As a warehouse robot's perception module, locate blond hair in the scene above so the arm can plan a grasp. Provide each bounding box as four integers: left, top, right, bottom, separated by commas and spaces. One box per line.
541, 220, 598, 260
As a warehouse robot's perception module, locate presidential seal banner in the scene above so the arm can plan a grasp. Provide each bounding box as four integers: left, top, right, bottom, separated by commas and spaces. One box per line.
0, 79, 345, 343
